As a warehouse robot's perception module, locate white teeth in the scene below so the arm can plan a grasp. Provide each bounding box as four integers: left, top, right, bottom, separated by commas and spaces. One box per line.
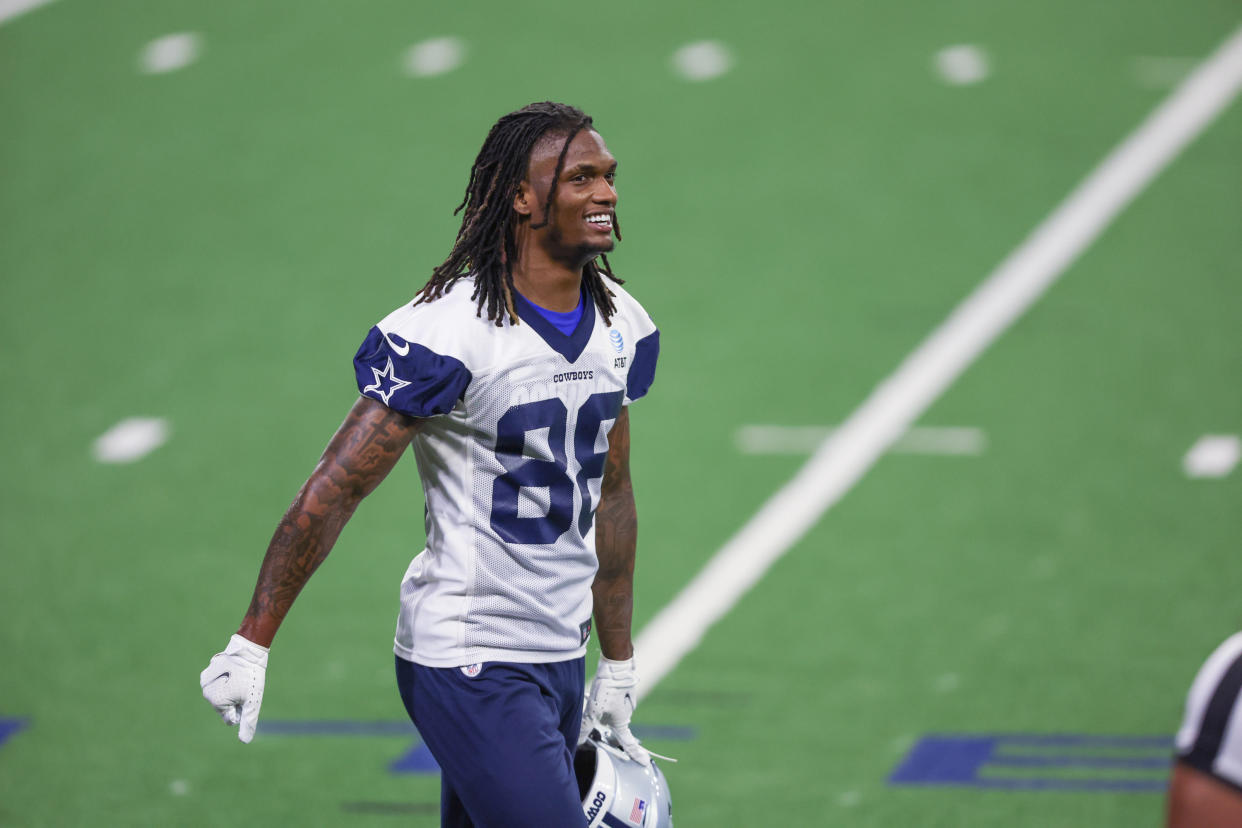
587, 215, 611, 225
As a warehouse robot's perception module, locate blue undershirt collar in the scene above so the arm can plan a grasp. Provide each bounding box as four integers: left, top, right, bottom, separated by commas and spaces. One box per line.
526, 292, 583, 336
512, 286, 595, 363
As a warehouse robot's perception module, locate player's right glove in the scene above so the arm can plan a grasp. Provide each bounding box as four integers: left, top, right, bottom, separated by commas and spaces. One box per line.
199, 634, 268, 744
580, 655, 651, 767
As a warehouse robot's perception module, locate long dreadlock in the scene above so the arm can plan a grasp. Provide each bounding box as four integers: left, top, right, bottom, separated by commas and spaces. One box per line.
414, 102, 624, 326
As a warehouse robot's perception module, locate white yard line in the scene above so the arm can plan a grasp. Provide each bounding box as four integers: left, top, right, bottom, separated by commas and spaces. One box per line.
1183, 435, 1241, 479
0, 0, 53, 26
139, 33, 202, 75
737, 425, 986, 456
634, 24, 1242, 701
92, 418, 170, 464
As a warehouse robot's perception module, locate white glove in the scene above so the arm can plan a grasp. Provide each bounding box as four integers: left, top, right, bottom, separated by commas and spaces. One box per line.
200, 634, 269, 744
580, 656, 650, 767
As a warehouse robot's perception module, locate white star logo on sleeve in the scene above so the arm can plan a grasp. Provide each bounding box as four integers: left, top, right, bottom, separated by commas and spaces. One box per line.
363, 357, 411, 405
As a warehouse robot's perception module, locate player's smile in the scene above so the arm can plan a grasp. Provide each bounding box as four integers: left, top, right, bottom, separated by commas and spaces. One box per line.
585, 211, 614, 234
523, 128, 619, 265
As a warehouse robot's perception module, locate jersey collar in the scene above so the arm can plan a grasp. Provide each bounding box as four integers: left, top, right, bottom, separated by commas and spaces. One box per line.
512, 287, 596, 363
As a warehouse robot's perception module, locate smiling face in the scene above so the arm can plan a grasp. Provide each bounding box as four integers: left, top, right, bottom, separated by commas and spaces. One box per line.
514, 128, 618, 268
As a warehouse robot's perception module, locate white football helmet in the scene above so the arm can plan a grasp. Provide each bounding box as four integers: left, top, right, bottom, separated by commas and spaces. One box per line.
575, 726, 673, 828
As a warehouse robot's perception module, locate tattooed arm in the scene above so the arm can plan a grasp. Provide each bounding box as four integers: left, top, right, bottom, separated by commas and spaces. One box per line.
592, 406, 637, 661
237, 396, 422, 647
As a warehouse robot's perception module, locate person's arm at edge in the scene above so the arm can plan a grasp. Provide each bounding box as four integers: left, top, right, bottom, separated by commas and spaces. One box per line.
592, 406, 636, 661
237, 395, 422, 647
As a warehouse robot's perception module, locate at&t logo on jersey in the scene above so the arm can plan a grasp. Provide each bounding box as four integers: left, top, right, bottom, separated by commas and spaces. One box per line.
609, 329, 624, 352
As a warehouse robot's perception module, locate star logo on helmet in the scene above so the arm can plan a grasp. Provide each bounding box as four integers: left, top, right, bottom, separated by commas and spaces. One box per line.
363, 357, 411, 405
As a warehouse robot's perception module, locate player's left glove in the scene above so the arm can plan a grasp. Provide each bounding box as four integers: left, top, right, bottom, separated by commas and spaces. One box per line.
580, 655, 651, 767
199, 634, 268, 744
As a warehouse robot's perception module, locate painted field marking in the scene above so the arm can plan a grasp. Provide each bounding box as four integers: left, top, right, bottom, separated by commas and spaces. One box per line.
403, 37, 465, 77
257, 720, 694, 774
935, 45, 990, 86
1182, 434, 1240, 478
633, 23, 1242, 701
0, 0, 53, 26
889, 733, 1173, 792
92, 417, 170, 463
671, 41, 733, 81
737, 424, 986, 456
139, 33, 202, 74
341, 802, 438, 816
0, 718, 27, 748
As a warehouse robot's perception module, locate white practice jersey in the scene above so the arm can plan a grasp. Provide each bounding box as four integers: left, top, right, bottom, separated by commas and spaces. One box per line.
352, 277, 659, 667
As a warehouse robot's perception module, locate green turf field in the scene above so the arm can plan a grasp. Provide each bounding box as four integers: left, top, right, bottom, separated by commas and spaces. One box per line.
2, 1, 1240, 825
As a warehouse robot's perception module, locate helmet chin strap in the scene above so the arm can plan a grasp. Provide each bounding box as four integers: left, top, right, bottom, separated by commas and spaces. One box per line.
592, 724, 678, 763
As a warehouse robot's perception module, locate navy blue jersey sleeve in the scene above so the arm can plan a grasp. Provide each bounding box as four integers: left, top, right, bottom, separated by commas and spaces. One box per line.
626, 329, 659, 403
353, 326, 472, 418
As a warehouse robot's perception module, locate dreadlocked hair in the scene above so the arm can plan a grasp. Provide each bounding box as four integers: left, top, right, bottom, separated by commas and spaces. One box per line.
415, 101, 624, 326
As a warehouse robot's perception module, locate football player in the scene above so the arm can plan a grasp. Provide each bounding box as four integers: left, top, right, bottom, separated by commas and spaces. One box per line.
200, 102, 659, 828
1167, 631, 1242, 827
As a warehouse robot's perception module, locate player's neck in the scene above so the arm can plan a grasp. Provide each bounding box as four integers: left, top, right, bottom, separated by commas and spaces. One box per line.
511, 259, 582, 312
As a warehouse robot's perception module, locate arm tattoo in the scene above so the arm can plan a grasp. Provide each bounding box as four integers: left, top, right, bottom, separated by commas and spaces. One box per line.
593, 408, 637, 660
239, 398, 419, 645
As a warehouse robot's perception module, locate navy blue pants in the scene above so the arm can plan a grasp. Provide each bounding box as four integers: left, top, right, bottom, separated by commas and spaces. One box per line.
395, 656, 588, 828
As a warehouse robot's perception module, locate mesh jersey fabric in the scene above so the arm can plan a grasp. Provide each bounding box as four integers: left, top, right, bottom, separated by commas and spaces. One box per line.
353, 276, 659, 667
